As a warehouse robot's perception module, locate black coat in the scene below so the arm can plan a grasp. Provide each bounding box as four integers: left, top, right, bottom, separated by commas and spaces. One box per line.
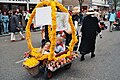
9, 14, 20, 33
79, 15, 101, 55
72, 14, 79, 25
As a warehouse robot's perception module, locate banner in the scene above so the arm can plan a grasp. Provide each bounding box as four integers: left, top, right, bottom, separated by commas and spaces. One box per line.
35, 8, 71, 32
35, 6, 52, 27
56, 12, 71, 31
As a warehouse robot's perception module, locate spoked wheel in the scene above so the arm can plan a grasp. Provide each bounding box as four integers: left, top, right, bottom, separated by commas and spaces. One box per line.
44, 68, 53, 80
64, 62, 72, 69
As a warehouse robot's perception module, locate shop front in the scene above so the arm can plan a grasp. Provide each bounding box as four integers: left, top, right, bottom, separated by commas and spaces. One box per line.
0, 1, 37, 12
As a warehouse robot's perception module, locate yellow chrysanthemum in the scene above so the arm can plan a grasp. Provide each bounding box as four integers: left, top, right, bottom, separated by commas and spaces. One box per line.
30, 48, 42, 58
23, 57, 39, 68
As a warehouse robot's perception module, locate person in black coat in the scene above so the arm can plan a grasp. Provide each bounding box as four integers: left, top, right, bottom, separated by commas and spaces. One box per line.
9, 11, 25, 42
72, 12, 79, 25
79, 9, 101, 61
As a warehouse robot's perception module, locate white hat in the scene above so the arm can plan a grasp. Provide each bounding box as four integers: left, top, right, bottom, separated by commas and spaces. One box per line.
86, 8, 95, 15
86, 12, 95, 15
72, 10, 80, 13
88, 8, 94, 11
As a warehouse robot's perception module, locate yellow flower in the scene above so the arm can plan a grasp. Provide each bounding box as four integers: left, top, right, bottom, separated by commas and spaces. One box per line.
23, 57, 39, 68
48, 1, 57, 60
30, 48, 42, 58
36, 54, 48, 60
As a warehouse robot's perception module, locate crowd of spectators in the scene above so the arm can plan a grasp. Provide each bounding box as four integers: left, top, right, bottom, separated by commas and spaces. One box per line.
0, 9, 37, 36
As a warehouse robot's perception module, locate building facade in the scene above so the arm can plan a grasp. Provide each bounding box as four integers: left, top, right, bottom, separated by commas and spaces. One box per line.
62, 0, 90, 11
62, 0, 79, 10
0, 0, 40, 12
0, 0, 109, 12
92, 0, 109, 9
0, 0, 63, 12
62, 0, 109, 11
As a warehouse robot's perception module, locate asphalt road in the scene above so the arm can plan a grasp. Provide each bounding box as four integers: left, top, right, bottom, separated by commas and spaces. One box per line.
0, 30, 120, 80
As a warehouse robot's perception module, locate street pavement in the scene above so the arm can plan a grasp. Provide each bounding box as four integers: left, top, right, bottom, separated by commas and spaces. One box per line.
0, 30, 120, 80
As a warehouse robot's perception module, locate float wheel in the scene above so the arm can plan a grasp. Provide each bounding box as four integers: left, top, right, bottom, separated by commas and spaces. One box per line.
44, 68, 53, 80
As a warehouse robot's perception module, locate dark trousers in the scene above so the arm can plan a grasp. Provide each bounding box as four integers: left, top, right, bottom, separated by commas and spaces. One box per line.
64, 31, 72, 46
110, 21, 114, 31
0, 23, 3, 34
0, 27, 2, 34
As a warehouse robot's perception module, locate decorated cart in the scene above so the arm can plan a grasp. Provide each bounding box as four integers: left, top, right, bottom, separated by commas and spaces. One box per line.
22, 0, 79, 79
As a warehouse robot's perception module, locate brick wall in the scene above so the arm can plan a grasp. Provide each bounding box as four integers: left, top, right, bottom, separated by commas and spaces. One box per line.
62, 0, 79, 7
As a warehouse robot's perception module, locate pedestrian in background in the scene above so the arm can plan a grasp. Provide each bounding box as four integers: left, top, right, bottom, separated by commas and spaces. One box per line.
22, 10, 26, 31
108, 9, 116, 32
94, 9, 100, 21
72, 11, 79, 28
79, 8, 101, 61
0, 9, 3, 35
16, 9, 22, 24
117, 10, 120, 18
8, 10, 12, 32
9, 11, 25, 42
2, 11, 9, 34
25, 10, 30, 26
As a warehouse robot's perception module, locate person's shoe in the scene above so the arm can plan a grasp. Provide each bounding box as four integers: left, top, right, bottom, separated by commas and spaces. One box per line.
6, 32, 8, 34
21, 38, 25, 40
110, 31, 112, 32
100, 35, 102, 38
100, 36, 102, 38
11, 40, 16, 42
91, 53, 95, 58
80, 55, 85, 61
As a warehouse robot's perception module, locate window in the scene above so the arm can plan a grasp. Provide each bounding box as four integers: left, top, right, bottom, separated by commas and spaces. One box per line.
11, 4, 18, 10
3, 4, 9, 11
65, 5, 73, 10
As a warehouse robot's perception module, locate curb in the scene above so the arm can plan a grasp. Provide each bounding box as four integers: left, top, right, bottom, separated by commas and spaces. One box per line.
0, 29, 41, 37
0, 34, 10, 37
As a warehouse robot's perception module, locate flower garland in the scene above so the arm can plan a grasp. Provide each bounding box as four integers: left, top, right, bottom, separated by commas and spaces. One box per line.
55, 2, 78, 58
48, 1, 57, 60
56, 2, 68, 13
24, 0, 78, 68
23, 57, 39, 68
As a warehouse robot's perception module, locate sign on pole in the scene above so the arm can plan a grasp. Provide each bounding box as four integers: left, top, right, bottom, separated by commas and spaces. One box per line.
35, 6, 52, 27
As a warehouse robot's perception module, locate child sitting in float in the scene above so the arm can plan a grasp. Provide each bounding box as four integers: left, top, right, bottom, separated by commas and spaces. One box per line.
37, 42, 50, 54
38, 42, 57, 55
42, 42, 51, 54
55, 37, 65, 54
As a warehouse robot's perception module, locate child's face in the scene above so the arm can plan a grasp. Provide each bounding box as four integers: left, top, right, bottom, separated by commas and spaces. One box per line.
57, 39, 61, 44
44, 45, 50, 51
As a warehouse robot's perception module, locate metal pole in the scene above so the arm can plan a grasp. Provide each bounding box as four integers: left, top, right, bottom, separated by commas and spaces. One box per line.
80, 1, 82, 12
114, 0, 116, 10
78, 0, 82, 12
27, 0, 29, 11
90, 0, 92, 8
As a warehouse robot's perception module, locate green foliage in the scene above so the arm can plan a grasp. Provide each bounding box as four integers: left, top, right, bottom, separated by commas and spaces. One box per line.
112, 0, 120, 10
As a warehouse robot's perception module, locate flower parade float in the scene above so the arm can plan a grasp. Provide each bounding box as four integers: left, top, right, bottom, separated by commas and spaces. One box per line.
22, 0, 79, 79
